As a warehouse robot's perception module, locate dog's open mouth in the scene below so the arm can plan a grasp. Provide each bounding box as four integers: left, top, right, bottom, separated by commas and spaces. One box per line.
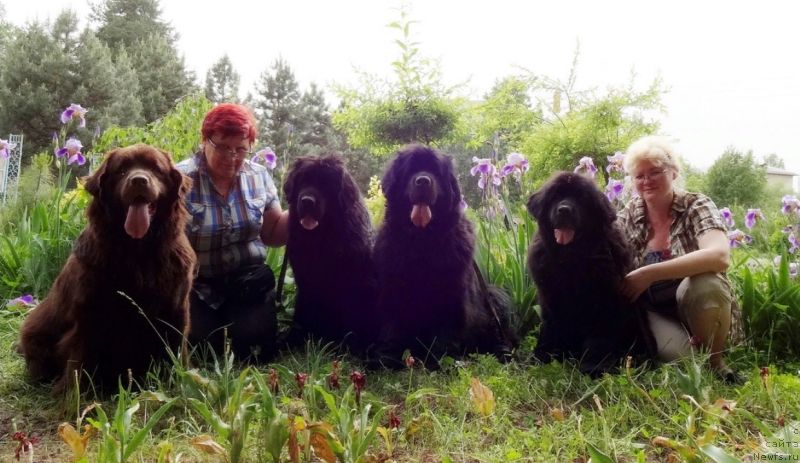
410, 203, 432, 228
554, 228, 575, 245
125, 199, 156, 239
300, 215, 319, 230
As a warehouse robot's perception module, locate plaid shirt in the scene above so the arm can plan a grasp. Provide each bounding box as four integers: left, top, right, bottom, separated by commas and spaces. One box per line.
617, 190, 743, 341
176, 151, 279, 308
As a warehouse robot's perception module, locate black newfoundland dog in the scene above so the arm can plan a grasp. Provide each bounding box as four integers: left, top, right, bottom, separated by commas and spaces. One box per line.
283, 155, 379, 352
369, 145, 515, 369
526, 171, 655, 377
19, 144, 195, 394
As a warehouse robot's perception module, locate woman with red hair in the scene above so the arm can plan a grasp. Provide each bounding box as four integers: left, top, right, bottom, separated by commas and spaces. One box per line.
176, 103, 287, 361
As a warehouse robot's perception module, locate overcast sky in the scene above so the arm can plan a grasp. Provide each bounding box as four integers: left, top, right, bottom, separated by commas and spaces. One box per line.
5, 0, 800, 188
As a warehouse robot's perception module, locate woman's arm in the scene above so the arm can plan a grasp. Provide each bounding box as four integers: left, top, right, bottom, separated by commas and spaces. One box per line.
621, 229, 730, 301
260, 206, 289, 247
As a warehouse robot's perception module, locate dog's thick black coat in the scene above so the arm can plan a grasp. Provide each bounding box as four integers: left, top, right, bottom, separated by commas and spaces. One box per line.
526, 171, 655, 377
370, 145, 515, 369
283, 155, 378, 352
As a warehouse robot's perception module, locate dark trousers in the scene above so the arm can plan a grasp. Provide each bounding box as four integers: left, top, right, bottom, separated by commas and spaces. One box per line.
189, 288, 277, 362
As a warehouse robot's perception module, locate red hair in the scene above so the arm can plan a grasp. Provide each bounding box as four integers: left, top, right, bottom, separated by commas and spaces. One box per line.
201, 104, 257, 143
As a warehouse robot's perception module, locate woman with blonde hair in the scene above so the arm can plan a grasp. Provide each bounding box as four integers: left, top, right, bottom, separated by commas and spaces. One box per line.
617, 135, 743, 383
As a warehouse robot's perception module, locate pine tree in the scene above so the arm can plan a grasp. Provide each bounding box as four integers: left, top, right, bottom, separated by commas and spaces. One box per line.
204, 54, 240, 104
90, 0, 176, 49
91, 0, 195, 122
297, 82, 332, 148
253, 56, 301, 154
0, 10, 144, 155
128, 34, 196, 122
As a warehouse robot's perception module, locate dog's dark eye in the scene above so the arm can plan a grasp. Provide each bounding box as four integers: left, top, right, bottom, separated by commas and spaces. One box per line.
117, 170, 127, 178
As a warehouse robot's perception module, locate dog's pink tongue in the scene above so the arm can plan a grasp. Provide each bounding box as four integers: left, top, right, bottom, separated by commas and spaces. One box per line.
411, 203, 432, 227
555, 229, 574, 245
301, 215, 319, 230
125, 203, 151, 239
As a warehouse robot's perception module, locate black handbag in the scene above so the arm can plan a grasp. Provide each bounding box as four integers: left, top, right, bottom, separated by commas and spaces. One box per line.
227, 263, 276, 304
643, 278, 682, 315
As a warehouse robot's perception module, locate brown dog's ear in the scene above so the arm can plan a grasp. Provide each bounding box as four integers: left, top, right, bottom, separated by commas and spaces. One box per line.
170, 167, 191, 200
526, 191, 542, 221
83, 149, 117, 198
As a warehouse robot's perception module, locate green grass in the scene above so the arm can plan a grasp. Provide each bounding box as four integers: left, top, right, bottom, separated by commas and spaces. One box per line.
1, 311, 798, 462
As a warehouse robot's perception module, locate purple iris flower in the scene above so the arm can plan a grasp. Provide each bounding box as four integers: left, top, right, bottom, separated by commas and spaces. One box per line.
783, 225, 795, 234
0, 139, 17, 159
288, 124, 294, 135
790, 233, 799, 254
251, 147, 277, 170
471, 157, 500, 190
728, 229, 752, 248
499, 152, 529, 182
56, 138, 85, 165
459, 199, 468, 212
745, 208, 766, 229
783, 195, 800, 216
605, 178, 624, 203
606, 151, 625, 173
6, 294, 35, 309
574, 156, 597, 178
719, 207, 734, 228
60, 103, 87, 127
52, 132, 59, 143
94, 126, 101, 136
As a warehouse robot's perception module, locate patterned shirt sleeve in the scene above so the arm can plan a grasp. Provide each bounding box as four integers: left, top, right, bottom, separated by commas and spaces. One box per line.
262, 168, 280, 211
688, 194, 726, 239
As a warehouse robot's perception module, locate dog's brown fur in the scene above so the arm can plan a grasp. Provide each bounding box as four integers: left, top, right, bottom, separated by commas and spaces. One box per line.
18, 144, 196, 395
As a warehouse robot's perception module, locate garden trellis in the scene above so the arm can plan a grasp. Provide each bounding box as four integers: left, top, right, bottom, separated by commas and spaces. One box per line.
0, 134, 23, 204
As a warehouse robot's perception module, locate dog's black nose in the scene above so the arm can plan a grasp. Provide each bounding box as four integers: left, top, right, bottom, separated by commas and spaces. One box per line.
300, 196, 316, 209
557, 204, 571, 215
131, 174, 149, 186
415, 175, 431, 187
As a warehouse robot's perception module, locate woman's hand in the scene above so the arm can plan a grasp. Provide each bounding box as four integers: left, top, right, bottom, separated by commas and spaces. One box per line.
621, 266, 655, 302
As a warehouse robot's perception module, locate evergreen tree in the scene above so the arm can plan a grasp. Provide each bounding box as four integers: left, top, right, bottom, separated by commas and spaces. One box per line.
128, 33, 196, 122
297, 82, 333, 149
90, 0, 176, 49
253, 56, 301, 154
204, 54, 240, 104
0, 10, 143, 155
91, 0, 194, 122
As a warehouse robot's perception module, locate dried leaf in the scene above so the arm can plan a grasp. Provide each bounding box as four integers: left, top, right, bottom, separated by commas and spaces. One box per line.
652, 436, 677, 449
288, 426, 300, 463
550, 408, 565, 421
311, 432, 337, 463
469, 378, 495, 417
58, 423, 95, 462
188, 435, 228, 457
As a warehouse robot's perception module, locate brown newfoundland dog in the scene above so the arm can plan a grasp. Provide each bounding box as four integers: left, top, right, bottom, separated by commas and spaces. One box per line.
368, 145, 515, 370
283, 155, 379, 353
18, 144, 196, 394
526, 171, 655, 377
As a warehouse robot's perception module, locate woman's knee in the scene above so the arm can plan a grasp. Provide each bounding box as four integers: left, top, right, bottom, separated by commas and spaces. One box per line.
647, 311, 693, 362
676, 273, 731, 323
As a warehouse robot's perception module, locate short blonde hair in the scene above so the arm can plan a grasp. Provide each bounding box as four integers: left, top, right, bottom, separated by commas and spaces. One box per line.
624, 135, 680, 174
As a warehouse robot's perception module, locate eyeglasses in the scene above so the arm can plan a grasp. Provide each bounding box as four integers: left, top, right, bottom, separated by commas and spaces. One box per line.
207, 138, 252, 158
634, 168, 668, 184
